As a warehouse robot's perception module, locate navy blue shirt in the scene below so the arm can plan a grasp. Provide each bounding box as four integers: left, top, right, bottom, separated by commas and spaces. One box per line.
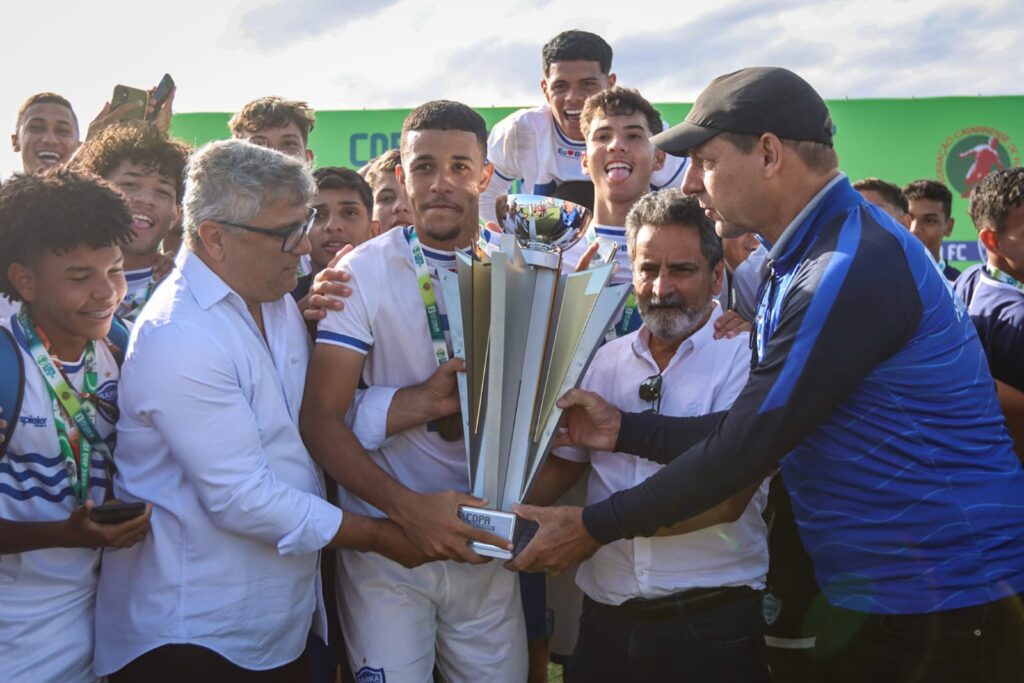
954, 264, 1024, 392
583, 176, 1024, 615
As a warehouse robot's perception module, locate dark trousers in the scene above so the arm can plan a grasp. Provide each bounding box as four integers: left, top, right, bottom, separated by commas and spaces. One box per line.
817, 593, 1024, 683
109, 643, 309, 683
566, 590, 770, 683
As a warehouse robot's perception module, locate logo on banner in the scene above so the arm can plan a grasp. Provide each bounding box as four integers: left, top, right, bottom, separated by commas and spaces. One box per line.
937, 126, 1020, 198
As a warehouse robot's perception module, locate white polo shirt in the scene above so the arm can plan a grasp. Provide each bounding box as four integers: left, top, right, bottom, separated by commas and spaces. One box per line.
0, 312, 118, 683
93, 250, 342, 675
480, 104, 689, 223
316, 226, 468, 516
556, 306, 769, 605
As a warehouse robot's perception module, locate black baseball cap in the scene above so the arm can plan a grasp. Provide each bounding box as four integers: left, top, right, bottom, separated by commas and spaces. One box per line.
651, 67, 835, 157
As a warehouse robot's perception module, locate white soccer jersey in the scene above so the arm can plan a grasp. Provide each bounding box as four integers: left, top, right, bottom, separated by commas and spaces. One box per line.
480, 104, 689, 223
316, 227, 526, 682
0, 313, 118, 683
316, 226, 467, 516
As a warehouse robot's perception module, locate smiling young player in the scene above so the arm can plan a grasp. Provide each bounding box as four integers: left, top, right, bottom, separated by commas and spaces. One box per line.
480, 31, 686, 224
10, 93, 80, 173
0, 170, 153, 683
72, 121, 190, 322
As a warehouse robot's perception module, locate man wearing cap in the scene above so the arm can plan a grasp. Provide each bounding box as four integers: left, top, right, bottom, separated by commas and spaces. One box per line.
510, 67, 1024, 682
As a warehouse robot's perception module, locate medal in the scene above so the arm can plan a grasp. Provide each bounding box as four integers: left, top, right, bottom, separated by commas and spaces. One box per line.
436, 413, 464, 442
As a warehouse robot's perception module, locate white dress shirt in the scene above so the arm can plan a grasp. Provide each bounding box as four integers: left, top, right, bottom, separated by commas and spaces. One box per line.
556, 305, 769, 605
93, 250, 342, 675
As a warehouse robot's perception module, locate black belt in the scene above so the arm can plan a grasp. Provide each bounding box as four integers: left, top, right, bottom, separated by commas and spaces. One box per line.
593, 586, 759, 620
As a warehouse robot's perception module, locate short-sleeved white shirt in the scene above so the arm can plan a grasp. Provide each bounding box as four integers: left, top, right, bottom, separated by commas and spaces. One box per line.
555, 306, 769, 605
0, 312, 118, 683
316, 227, 469, 516
480, 104, 689, 223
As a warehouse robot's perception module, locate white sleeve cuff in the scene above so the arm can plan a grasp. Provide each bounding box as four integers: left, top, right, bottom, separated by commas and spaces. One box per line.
552, 445, 590, 464
277, 496, 343, 556
346, 385, 399, 451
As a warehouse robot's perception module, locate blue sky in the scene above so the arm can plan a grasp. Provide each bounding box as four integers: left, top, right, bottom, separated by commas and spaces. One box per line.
2, 0, 1021, 175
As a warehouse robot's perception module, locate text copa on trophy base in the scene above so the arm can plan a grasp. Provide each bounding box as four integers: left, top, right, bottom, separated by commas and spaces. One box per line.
439, 194, 630, 559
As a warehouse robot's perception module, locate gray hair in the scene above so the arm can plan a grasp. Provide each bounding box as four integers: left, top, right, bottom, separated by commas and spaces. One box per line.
182, 139, 315, 248
625, 189, 723, 268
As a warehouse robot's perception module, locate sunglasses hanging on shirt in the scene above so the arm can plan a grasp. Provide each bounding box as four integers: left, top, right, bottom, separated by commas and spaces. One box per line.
639, 373, 663, 415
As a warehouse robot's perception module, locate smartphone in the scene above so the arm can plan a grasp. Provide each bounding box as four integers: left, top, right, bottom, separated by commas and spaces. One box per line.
110, 85, 148, 121
149, 73, 175, 117
592, 236, 620, 267
89, 501, 147, 525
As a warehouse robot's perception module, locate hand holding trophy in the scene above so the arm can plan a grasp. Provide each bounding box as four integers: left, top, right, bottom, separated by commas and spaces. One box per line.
438, 194, 630, 559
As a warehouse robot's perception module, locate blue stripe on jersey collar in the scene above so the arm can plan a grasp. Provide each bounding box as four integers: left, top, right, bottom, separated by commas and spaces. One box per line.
768, 175, 862, 273
422, 246, 457, 262
553, 120, 586, 148
403, 226, 468, 262
125, 268, 154, 283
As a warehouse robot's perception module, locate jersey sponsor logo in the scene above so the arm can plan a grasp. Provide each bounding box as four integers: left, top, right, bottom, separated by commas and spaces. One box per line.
94, 379, 120, 424
355, 666, 386, 683
936, 126, 1020, 198
556, 146, 583, 159
18, 414, 48, 428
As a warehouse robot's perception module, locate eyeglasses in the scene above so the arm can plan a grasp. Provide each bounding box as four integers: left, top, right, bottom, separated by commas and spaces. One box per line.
217, 207, 316, 253
639, 373, 663, 414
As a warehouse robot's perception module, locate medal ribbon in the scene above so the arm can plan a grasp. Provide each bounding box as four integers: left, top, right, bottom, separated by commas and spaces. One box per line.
985, 264, 1024, 293
405, 227, 451, 367
16, 308, 114, 504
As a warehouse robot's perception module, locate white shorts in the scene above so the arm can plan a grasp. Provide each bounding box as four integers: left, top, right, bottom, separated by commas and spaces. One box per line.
336, 550, 527, 683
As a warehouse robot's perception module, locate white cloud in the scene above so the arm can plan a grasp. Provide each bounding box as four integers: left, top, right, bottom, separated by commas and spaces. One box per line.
2, 0, 1021, 176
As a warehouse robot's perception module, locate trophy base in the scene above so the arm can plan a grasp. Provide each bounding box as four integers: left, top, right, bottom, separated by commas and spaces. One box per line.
458, 505, 539, 560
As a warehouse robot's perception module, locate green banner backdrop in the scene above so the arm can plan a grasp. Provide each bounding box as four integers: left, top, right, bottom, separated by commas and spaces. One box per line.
170, 97, 1023, 264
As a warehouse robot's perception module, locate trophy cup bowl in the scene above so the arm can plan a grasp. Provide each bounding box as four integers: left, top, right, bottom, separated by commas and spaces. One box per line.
439, 195, 630, 559
495, 193, 590, 252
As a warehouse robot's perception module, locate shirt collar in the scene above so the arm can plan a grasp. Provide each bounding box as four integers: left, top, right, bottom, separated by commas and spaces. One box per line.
180, 249, 237, 311
767, 172, 846, 262
631, 302, 722, 370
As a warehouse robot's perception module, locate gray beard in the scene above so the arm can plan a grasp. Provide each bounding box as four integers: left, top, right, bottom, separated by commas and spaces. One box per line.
639, 295, 714, 341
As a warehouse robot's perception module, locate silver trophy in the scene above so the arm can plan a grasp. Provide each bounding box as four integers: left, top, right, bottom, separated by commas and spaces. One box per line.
438, 194, 631, 559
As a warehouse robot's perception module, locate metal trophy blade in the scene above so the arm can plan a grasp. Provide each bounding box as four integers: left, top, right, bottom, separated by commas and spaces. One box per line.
438, 194, 631, 559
